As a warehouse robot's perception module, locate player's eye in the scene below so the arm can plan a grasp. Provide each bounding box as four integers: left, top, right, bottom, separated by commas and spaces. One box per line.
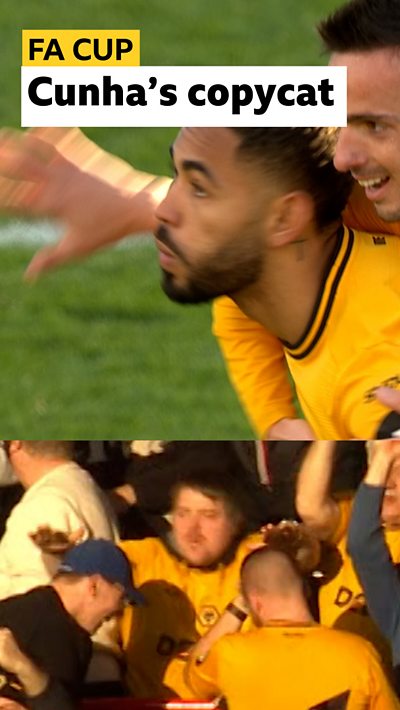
190, 180, 207, 197
364, 120, 384, 134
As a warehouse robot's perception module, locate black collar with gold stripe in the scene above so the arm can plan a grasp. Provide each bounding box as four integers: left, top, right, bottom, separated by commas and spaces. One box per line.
282, 226, 354, 361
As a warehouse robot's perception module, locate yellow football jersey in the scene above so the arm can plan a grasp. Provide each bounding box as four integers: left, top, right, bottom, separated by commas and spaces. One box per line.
319, 499, 400, 669
119, 535, 259, 698
186, 623, 400, 710
213, 220, 400, 439
284, 226, 400, 439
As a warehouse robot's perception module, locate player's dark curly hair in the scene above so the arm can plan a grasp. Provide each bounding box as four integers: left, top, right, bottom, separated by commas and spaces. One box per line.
231, 128, 352, 231
318, 0, 400, 52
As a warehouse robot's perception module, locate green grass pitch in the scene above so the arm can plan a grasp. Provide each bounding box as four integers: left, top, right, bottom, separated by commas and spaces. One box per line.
0, 0, 338, 437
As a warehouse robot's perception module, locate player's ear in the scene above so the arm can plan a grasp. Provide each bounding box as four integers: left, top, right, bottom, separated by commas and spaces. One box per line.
266, 191, 314, 248
248, 590, 263, 617
8, 440, 23, 456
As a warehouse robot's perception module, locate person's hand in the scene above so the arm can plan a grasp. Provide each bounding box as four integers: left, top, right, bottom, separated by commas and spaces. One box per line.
29, 525, 84, 553
0, 628, 27, 677
0, 628, 48, 702
262, 520, 321, 575
375, 387, 400, 415
364, 440, 400, 487
108, 484, 136, 513
0, 700, 26, 710
0, 128, 169, 279
130, 440, 165, 456
266, 418, 315, 440
366, 439, 400, 464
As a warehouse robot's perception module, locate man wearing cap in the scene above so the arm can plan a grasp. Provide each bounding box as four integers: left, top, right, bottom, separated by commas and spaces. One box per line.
0, 539, 143, 709
0, 440, 120, 687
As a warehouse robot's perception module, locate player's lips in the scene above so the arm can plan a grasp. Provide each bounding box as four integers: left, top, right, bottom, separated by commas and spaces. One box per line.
155, 239, 178, 269
353, 173, 390, 201
185, 537, 205, 545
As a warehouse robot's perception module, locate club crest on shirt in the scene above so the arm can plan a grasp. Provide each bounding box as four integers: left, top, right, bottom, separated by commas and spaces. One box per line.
198, 605, 220, 627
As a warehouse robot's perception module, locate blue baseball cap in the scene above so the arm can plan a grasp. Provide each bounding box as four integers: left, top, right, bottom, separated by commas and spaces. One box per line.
57, 539, 144, 605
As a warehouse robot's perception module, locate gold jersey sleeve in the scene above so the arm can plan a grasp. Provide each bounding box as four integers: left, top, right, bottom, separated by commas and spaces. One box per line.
318, 500, 400, 671
212, 296, 296, 436
187, 624, 400, 710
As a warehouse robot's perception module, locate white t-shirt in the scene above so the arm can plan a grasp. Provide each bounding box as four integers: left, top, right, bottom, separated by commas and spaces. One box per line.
0, 461, 119, 598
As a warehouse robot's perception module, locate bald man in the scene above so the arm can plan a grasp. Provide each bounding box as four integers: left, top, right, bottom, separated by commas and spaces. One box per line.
186, 547, 399, 710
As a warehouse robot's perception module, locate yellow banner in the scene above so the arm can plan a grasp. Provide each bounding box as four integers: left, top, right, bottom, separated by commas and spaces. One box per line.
22, 30, 140, 66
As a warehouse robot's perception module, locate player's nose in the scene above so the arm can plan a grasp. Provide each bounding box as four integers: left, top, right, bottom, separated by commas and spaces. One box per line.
155, 181, 181, 226
334, 127, 367, 174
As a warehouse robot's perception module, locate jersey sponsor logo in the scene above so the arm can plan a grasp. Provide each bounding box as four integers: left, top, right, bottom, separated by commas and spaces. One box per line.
364, 375, 400, 403
334, 586, 366, 610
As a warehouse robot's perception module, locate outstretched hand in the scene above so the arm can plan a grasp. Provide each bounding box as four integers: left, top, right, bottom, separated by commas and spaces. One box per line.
29, 525, 85, 554
364, 439, 400, 486
262, 520, 321, 575
0, 128, 169, 279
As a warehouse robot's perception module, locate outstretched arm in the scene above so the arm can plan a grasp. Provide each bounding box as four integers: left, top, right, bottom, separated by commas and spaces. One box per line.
347, 441, 400, 663
189, 594, 248, 665
0, 128, 171, 278
212, 296, 315, 439
185, 595, 248, 699
295, 441, 340, 541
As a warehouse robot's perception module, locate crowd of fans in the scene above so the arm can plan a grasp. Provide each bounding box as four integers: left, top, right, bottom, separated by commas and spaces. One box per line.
0, 440, 399, 710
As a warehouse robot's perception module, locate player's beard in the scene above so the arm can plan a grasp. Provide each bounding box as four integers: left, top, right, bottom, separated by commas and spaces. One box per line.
157, 225, 264, 305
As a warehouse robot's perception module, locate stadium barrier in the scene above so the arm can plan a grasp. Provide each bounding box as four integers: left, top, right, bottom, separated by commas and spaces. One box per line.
82, 699, 220, 710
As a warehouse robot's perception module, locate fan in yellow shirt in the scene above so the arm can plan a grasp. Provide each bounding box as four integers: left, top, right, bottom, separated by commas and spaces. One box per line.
186, 547, 399, 710
118, 471, 262, 699
296, 442, 400, 672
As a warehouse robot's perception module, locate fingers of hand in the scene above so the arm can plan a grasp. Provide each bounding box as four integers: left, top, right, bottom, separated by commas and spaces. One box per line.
0, 129, 52, 182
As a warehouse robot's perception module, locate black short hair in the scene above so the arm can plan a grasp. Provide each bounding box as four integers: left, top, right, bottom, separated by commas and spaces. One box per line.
231, 128, 352, 231
318, 0, 400, 53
